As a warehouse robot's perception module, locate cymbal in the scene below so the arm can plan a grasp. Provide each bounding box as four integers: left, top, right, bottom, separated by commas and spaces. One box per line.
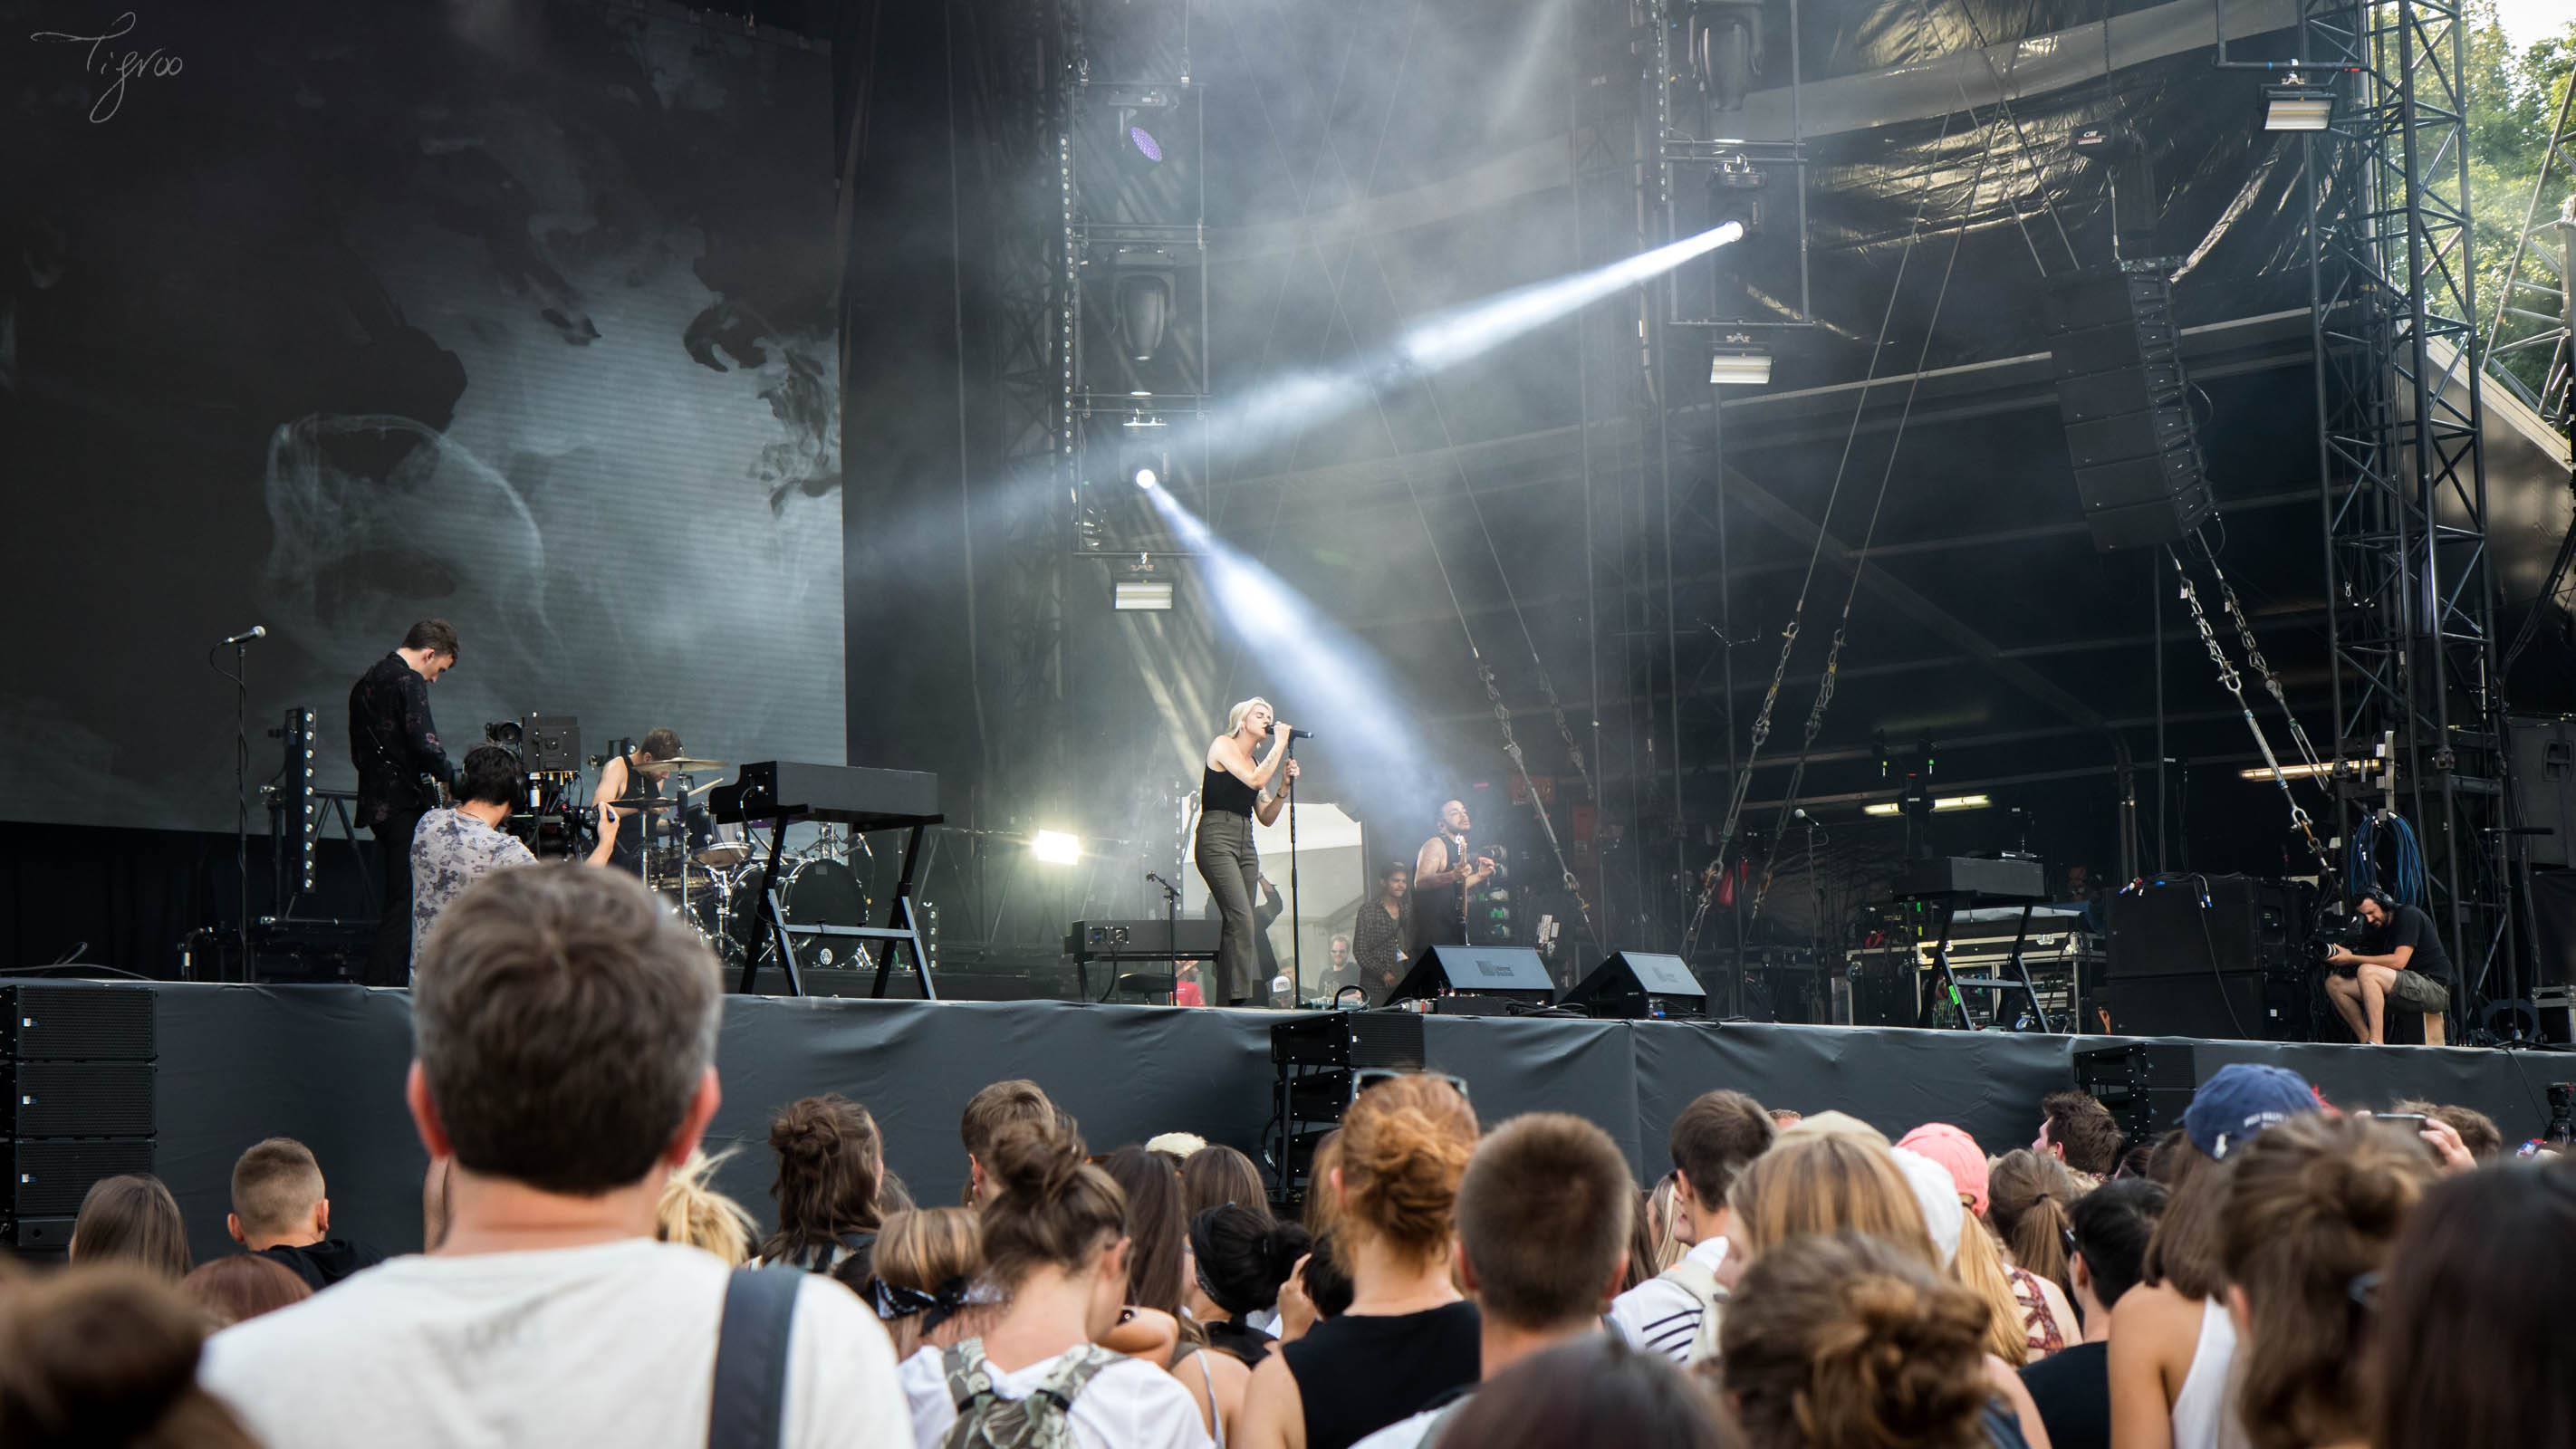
650, 757, 730, 773
603, 796, 680, 811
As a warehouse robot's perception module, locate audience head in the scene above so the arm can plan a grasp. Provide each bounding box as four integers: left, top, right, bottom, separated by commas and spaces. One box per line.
2037, 1089, 2125, 1176
2221, 1112, 2432, 1449
858, 1205, 991, 1360
1728, 1136, 1936, 1268
1101, 1145, 1189, 1314
1145, 1131, 1207, 1161
763, 1093, 884, 1262
2369, 1163, 2576, 1449
1440, 1332, 1739, 1449
2068, 1176, 2167, 1318
226, 1137, 326, 1251
959, 1079, 1056, 1205
1895, 1124, 1988, 1217
1299, 1229, 1356, 1318
2140, 1129, 2232, 1300
1886, 1148, 1966, 1266
1718, 1231, 1993, 1449
0, 1264, 261, 1448
2183, 1063, 2320, 1163
2389, 1099, 2503, 1161
977, 1118, 1130, 1337
1189, 1204, 1311, 1323
1456, 1112, 1634, 1332
178, 1254, 312, 1331
1624, 1176, 1681, 1291
409, 866, 722, 1199
1773, 1110, 1887, 1148
1668, 1089, 1774, 1227
1180, 1144, 1271, 1224
1986, 1148, 2080, 1290
70, 1176, 190, 1282
656, 1149, 756, 1266
878, 1166, 917, 1217
1334, 1073, 1479, 1265
1942, 1206, 2029, 1365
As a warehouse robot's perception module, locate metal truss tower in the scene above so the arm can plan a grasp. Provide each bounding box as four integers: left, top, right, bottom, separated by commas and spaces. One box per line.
2302, 0, 2512, 999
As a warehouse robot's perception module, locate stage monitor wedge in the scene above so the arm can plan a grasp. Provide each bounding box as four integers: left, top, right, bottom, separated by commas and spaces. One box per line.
1385, 946, 1557, 1008
1562, 952, 1711, 1020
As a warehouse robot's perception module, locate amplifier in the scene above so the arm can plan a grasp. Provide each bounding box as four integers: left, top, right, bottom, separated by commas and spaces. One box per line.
1065, 918, 1220, 961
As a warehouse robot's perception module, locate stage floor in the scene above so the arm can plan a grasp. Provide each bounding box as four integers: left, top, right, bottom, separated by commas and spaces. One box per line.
91, 984, 2567, 1265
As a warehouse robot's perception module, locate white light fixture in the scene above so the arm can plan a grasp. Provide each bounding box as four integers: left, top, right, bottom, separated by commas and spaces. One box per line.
2238, 761, 2348, 781
1932, 793, 1992, 812
2263, 75, 2332, 131
1031, 830, 1082, 865
1112, 556, 1175, 611
1709, 332, 1773, 386
1864, 801, 1901, 817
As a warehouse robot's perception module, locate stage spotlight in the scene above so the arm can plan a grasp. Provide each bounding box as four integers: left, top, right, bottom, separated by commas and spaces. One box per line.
2262, 75, 2332, 131
1709, 155, 1768, 235
1685, 0, 1764, 111
1709, 334, 1773, 386
1116, 264, 1175, 363
1133, 466, 1159, 490
1112, 556, 1176, 611
1129, 124, 1164, 162
1031, 830, 1083, 865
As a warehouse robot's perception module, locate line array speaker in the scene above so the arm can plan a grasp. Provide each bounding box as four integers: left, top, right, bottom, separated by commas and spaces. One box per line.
5, 985, 158, 1253
2047, 270, 2215, 551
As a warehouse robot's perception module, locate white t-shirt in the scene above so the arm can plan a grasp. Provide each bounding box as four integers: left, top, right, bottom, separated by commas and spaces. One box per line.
1350, 1401, 1452, 1449
899, 1342, 1212, 1449
1607, 1235, 1729, 1363
199, 1238, 912, 1449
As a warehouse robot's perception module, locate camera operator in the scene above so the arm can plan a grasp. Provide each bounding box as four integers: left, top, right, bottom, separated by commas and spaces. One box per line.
2321, 889, 2454, 1046
409, 745, 536, 967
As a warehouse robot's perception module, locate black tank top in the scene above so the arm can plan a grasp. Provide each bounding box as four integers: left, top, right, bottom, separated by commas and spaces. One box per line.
1202, 762, 1258, 818
607, 754, 661, 875
1280, 1300, 1481, 1449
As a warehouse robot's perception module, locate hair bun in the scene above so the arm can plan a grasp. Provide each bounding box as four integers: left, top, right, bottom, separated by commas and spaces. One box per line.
0, 1267, 204, 1443
2304, 1147, 2418, 1237
1261, 1219, 1315, 1282
1799, 1272, 1991, 1444
987, 1118, 1088, 1204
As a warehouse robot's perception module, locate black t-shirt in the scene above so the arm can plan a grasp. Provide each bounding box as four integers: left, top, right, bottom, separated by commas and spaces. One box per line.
258, 1238, 387, 1292
2018, 1340, 2110, 1449
1280, 1299, 1481, 1449
2372, 903, 2455, 984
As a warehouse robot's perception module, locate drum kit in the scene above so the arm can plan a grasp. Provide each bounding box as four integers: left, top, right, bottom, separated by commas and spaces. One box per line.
614, 758, 877, 974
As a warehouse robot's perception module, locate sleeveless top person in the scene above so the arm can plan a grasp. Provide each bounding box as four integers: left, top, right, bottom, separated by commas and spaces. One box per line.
1202, 763, 1259, 820
606, 754, 663, 876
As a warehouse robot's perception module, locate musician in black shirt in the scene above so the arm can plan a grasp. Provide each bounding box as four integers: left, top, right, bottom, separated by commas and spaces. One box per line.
348, 619, 460, 986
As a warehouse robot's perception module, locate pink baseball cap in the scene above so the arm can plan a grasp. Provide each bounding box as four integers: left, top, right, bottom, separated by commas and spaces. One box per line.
1897, 1123, 1990, 1217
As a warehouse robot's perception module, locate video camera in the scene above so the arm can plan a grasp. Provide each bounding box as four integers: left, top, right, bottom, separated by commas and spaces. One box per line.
482, 715, 585, 858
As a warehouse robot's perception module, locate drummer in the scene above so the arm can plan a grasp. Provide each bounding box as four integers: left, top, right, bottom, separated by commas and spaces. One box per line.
586, 728, 685, 876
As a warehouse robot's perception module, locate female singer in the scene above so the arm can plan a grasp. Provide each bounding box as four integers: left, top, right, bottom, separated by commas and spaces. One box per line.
1196, 698, 1298, 1007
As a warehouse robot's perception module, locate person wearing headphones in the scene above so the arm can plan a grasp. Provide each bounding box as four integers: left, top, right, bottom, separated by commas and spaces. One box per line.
2322, 888, 2454, 1045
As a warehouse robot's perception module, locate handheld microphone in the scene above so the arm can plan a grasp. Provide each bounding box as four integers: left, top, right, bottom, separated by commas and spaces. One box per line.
217, 626, 268, 647
1285, 726, 1315, 740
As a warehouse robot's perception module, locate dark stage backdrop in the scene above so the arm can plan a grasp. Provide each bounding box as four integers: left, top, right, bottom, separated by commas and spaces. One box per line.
0, 2, 844, 833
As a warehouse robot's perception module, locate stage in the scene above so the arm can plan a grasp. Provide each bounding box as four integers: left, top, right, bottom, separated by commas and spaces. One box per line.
69, 983, 2567, 1267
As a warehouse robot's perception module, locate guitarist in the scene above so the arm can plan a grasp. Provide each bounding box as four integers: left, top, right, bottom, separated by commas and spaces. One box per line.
1409, 798, 1495, 958
349, 619, 461, 986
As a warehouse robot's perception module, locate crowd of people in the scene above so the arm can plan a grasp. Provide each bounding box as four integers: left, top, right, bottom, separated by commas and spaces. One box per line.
3, 862, 2570, 1449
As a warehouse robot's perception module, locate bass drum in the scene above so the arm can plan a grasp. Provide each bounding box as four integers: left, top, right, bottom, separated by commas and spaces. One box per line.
726, 856, 873, 971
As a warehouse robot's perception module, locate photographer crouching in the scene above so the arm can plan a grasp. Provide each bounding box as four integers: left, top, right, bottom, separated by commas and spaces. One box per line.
2321, 888, 2454, 1046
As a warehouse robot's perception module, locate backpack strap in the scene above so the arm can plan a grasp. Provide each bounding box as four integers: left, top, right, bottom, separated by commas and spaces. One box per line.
944, 1339, 1001, 1414
1657, 1257, 1731, 1365
706, 1266, 803, 1449
1031, 1342, 1129, 1407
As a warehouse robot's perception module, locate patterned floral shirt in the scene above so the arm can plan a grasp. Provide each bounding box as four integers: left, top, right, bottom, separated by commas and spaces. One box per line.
409, 808, 535, 963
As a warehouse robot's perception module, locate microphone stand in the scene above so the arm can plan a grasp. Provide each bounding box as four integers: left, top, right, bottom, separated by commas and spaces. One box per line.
1149, 871, 1180, 1004
207, 636, 255, 976
1285, 734, 1302, 1009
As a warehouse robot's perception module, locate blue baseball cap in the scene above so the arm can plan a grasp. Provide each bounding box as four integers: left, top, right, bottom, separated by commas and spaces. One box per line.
2182, 1063, 2320, 1160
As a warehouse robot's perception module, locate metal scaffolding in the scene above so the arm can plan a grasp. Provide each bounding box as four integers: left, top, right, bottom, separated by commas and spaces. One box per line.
2302, 0, 2512, 1003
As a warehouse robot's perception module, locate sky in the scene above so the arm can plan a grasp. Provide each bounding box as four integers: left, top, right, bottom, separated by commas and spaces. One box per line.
2493, 0, 2571, 53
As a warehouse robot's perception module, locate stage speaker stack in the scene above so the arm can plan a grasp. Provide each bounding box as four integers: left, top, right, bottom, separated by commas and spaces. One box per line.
1268, 1012, 1435, 1213
4, 985, 157, 1253
2073, 1041, 2196, 1148
1560, 952, 1709, 1020
2046, 270, 2214, 551
1385, 946, 1559, 1012
2100, 877, 2318, 1041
